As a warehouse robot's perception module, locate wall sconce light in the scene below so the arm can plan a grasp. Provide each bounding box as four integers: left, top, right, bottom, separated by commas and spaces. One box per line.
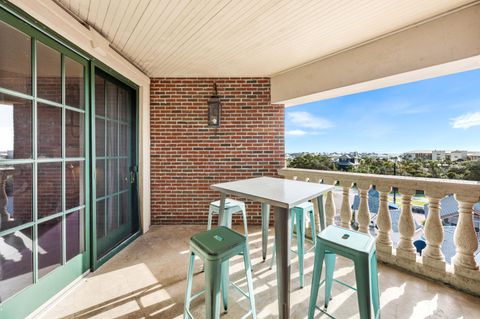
208, 83, 221, 127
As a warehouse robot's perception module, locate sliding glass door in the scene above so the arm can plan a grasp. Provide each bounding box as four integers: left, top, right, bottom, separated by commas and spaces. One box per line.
93, 70, 139, 266
0, 13, 90, 318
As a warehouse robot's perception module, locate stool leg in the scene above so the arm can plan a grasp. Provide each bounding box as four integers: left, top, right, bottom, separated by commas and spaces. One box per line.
221, 260, 229, 312
207, 206, 214, 231
308, 242, 325, 319
370, 252, 380, 318
296, 210, 305, 288
324, 252, 336, 309
241, 204, 249, 238
354, 255, 372, 319
261, 203, 270, 261
243, 245, 257, 319
309, 209, 317, 246
205, 260, 222, 319
183, 252, 196, 319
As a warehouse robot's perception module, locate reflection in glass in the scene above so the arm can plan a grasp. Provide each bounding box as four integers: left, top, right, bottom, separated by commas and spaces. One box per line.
96, 160, 105, 198
37, 103, 61, 158
66, 210, 84, 261
119, 124, 129, 157
0, 164, 32, 232
65, 110, 84, 158
38, 217, 62, 278
95, 75, 105, 116
96, 200, 105, 239
107, 195, 119, 232
0, 94, 32, 160
106, 81, 117, 120
118, 88, 127, 122
0, 21, 31, 94
107, 159, 118, 195
37, 42, 61, 103
37, 162, 62, 218
95, 118, 105, 157
66, 161, 84, 210
65, 57, 84, 108
0, 227, 33, 301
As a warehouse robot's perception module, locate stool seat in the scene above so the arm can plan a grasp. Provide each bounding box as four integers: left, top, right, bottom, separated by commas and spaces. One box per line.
191, 226, 245, 259
318, 225, 374, 254
210, 198, 245, 210
207, 198, 249, 238
293, 201, 314, 211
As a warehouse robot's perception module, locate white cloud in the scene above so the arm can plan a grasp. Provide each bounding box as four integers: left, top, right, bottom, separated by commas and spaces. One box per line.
287, 111, 333, 130
451, 112, 480, 129
286, 129, 307, 136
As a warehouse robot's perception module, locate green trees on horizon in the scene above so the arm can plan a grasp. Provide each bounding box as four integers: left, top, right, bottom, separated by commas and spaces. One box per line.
287, 154, 480, 181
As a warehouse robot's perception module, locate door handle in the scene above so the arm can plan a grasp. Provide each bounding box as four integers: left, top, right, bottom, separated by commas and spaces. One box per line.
130, 171, 136, 184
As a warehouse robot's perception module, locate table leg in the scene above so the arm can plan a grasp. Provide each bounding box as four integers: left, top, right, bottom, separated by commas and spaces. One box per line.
316, 195, 325, 231
274, 206, 291, 319
261, 203, 270, 261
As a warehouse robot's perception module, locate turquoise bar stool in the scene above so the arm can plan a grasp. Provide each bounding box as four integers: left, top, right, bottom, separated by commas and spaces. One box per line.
208, 198, 248, 237
308, 225, 380, 319
270, 201, 316, 288
184, 226, 256, 319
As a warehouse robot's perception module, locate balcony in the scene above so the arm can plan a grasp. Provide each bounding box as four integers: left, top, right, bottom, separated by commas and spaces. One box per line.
40, 224, 480, 318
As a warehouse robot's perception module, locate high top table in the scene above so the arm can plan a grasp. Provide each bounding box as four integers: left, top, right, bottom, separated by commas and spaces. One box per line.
211, 176, 334, 318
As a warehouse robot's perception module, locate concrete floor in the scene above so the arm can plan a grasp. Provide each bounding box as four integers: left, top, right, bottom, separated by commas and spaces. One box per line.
40, 225, 480, 319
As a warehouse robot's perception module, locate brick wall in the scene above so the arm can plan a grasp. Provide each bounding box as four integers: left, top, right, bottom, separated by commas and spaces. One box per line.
150, 78, 285, 225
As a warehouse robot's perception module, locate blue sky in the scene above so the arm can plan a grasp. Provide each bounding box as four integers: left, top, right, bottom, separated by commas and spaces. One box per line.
285, 68, 480, 154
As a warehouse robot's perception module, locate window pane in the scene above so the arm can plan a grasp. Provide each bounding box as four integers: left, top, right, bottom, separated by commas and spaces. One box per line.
118, 87, 128, 122
37, 162, 62, 218
38, 217, 62, 278
0, 21, 31, 94
37, 103, 61, 158
37, 42, 61, 103
65, 110, 84, 158
0, 227, 33, 301
95, 75, 105, 116
66, 161, 84, 210
119, 124, 129, 157
95, 118, 105, 157
119, 159, 129, 191
107, 195, 119, 232
119, 191, 129, 225
106, 81, 117, 119
96, 200, 105, 239
96, 159, 105, 198
107, 120, 118, 156
65, 57, 84, 109
0, 163, 32, 232
107, 159, 118, 195
66, 209, 84, 261
0, 93, 32, 160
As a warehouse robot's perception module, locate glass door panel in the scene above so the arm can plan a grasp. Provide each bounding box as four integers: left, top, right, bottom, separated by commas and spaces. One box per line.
94, 70, 137, 262
0, 11, 89, 318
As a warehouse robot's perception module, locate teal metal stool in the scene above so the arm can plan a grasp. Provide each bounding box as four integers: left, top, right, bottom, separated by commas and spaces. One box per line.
270, 201, 316, 288
308, 225, 380, 319
207, 198, 248, 237
184, 226, 256, 319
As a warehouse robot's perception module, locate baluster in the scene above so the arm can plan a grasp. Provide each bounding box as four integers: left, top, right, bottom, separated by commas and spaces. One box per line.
453, 194, 479, 271
340, 181, 353, 229
423, 191, 446, 269
357, 182, 371, 233
323, 178, 336, 226
397, 188, 416, 261
376, 185, 393, 254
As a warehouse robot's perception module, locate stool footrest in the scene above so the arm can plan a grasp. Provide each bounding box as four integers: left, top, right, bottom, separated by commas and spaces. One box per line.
231, 281, 251, 299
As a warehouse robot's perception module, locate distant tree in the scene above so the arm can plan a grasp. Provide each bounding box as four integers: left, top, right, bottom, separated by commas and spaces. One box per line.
464, 160, 480, 181
288, 154, 336, 171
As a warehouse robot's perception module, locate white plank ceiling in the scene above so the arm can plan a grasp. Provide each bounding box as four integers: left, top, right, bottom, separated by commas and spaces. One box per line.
58, 0, 474, 77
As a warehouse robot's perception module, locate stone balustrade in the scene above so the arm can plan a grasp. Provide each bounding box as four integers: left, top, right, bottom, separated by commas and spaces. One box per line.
278, 167, 480, 296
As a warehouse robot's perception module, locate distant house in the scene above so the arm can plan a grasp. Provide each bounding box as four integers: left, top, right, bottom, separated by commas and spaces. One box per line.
432, 150, 446, 161
424, 195, 480, 230
336, 154, 359, 170
450, 150, 468, 161
403, 150, 432, 160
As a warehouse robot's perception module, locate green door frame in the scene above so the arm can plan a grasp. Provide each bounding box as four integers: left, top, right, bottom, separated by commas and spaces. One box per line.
0, 2, 141, 317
